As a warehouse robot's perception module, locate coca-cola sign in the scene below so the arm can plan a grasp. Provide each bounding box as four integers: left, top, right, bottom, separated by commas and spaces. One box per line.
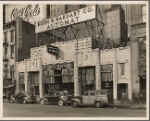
5, 4, 47, 24
11, 4, 40, 20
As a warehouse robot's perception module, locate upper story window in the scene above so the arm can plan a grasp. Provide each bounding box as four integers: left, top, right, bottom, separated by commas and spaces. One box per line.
10, 30, 15, 42
10, 45, 14, 59
4, 48, 7, 59
10, 65, 14, 78
142, 5, 146, 22
120, 63, 125, 76
4, 32, 7, 43
139, 37, 146, 55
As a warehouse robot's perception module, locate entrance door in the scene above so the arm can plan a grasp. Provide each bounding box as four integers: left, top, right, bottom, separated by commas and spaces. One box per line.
117, 83, 128, 100
140, 76, 146, 103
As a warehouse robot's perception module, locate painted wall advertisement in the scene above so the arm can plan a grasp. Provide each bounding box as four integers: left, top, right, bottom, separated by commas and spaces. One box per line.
35, 5, 96, 33
5, 4, 47, 24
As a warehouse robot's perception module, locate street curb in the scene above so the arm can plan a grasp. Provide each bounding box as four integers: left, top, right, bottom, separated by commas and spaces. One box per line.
111, 106, 146, 110
108, 104, 146, 110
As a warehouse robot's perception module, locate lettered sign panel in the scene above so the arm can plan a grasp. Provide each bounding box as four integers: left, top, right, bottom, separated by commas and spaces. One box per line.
35, 5, 96, 33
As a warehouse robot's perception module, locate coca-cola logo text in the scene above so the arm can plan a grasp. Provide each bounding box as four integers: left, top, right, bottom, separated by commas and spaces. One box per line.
10, 4, 40, 20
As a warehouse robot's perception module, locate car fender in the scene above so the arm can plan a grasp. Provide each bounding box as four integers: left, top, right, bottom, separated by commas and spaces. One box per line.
72, 97, 81, 103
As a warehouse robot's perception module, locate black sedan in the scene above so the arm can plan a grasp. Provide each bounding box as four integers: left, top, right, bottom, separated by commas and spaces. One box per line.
40, 91, 73, 106
10, 92, 37, 104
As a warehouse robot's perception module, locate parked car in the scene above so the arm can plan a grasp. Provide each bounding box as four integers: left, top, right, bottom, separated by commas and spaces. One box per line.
10, 92, 37, 104
40, 91, 73, 106
72, 90, 113, 108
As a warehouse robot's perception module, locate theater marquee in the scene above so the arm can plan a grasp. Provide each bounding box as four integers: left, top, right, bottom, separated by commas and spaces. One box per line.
35, 5, 96, 33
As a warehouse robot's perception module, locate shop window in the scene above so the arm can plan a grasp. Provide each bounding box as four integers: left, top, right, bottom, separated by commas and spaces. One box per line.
10, 65, 14, 78
120, 63, 125, 76
62, 68, 74, 83
142, 5, 146, 22
10, 45, 14, 59
80, 67, 95, 92
101, 64, 113, 82
10, 30, 15, 42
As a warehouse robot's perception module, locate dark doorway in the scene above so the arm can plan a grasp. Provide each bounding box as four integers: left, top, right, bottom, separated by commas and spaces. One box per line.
139, 76, 146, 103
54, 70, 62, 91
117, 83, 128, 100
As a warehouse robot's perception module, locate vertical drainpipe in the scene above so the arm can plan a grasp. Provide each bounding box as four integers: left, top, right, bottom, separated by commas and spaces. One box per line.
39, 58, 43, 98
96, 48, 101, 90
15, 19, 19, 93
15, 62, 19, 93
113, 48, 118, 102
128, 45, 132, 100
24, 59, 28, 92
74, 40, 81, 96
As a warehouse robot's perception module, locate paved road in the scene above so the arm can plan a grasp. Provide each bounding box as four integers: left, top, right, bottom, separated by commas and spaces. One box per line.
3, 102, 146, 118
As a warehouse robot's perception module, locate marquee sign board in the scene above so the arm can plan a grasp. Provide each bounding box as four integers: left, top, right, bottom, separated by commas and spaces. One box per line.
35, 5, 96, 33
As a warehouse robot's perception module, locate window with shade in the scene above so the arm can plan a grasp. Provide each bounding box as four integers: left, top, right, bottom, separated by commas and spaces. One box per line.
19, 72, 24, 85
10, 65, 14, 78
10, 30, 15, 42
43, 69, 55, 84
80, 67, 95, 85
10, 45, 14, 59
120, 63, 125, 76
118, 63, 125, 77
4, 32, 7, 43
101, 64, 113, 82
62, 68, 74, 83
139, 37, 146, 55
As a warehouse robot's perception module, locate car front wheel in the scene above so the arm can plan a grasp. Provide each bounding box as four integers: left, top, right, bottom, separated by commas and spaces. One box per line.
40, 100, 45, 105
73, 101, 78, 108
95, 101, 101, 108
58, 100, 64, 106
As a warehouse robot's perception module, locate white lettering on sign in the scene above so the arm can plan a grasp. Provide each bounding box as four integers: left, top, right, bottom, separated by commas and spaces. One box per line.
10, 4, 40, 21
5, 4, 47, 24
35, 5, 96, 33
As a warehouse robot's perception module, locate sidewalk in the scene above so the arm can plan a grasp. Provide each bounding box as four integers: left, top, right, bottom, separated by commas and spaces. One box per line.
108, 103, 146, 110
